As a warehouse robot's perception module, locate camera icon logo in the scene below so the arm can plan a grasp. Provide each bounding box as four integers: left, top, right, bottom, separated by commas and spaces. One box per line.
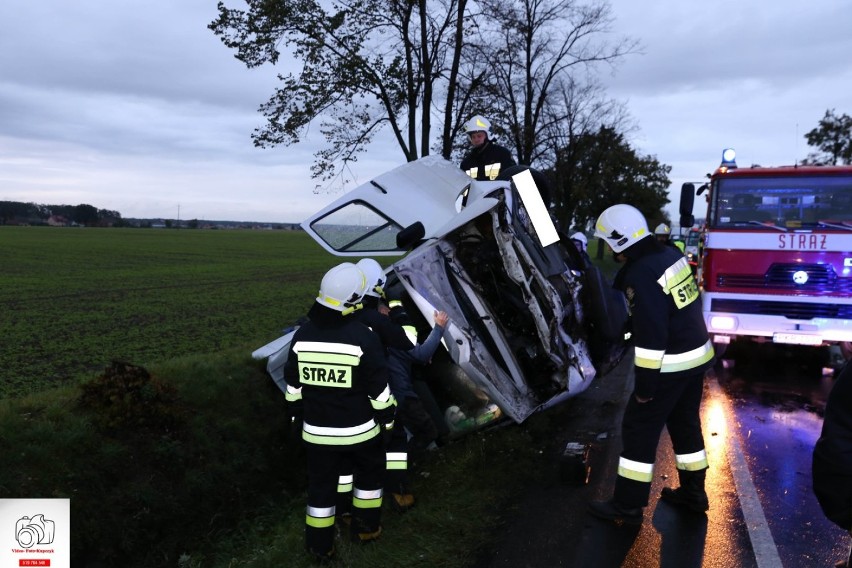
15, 514, 55, 549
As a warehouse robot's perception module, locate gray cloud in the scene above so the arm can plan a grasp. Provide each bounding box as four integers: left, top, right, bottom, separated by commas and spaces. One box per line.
0, 0, 850, 223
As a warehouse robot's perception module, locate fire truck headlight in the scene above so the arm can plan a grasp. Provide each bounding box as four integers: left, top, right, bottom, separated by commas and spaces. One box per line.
710, 315, 737, 331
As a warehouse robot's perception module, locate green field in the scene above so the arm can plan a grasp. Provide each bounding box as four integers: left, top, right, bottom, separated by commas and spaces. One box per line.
0, 226, 336, 398
0, 225, 587, 567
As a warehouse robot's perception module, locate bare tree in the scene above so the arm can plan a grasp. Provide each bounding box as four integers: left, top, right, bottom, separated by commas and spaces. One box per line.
465, 0, 637, 167
210, 0, 636, 190
210, 0, 471, 186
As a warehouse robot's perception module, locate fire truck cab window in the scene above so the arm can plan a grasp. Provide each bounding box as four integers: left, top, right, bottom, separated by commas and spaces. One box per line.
711, 176, 852, 229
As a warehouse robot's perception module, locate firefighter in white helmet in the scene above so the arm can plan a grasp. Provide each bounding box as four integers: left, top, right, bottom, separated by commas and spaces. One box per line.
283, 262, 397, 561
588, 204, 714, 525
568, 231, 592, 268
655, 222, 685, 253
353, 259, 413, 354
354, 259, 451, 512
460, 114, 516, 181
327, 258, 416, 518
570, 231, 588, 252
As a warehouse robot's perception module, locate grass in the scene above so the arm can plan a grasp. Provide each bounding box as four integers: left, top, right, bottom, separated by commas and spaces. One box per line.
0, 225, 596, 566
0, 226, 335, 398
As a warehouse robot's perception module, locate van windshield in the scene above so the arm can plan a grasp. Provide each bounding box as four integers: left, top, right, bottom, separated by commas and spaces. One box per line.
710, 175, 852, 230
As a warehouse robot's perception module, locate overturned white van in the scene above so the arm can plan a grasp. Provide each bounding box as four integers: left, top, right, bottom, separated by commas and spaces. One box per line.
253, 156, 627, 438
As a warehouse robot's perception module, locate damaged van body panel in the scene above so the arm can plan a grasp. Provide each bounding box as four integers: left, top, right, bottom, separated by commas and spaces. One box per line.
254, 156, 626, 435
302, 155, 472, 257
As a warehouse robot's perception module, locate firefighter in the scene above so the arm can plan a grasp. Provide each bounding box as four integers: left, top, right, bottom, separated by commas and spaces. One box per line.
569, 231, 592, 268
460, 115, 516, 181
812, 342, 852, 568
655, 222, 685, 254
353, 258, 414, 355
382, 300, 449, 511
354, 258, 448, 511
283, 262, 397, 562
327, 259, 416, 512
588, 204, 715, 525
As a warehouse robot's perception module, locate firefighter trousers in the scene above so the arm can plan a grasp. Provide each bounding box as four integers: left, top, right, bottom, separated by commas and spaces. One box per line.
385, 419, 410, 494
385, 397, 439, 493
614, 370, 708, 508
305, 438, 385, 555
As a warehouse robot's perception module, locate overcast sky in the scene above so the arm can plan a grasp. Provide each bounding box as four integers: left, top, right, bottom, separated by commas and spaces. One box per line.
1, 1, 850, 224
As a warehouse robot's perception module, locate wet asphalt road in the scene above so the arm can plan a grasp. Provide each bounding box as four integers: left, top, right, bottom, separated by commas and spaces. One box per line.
475, 344, 850, 568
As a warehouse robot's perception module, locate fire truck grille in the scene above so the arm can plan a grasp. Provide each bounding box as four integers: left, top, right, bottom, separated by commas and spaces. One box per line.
710, 298, 852, 320
716, 263, 852, 293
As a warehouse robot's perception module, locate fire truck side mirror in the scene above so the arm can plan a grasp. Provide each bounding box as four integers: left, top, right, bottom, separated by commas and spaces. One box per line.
679, 183, 696, 229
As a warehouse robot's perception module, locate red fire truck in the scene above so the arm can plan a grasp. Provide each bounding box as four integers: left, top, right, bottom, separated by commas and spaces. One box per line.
679, 149, 852, 354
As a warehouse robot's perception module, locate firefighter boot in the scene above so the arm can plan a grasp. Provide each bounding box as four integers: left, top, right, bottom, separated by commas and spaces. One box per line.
660, 468, 709, 513
391, 492, 415, 512
351, 524, 383, 544
390, 482, 415, 512
349, 516, 382, 544
306, 546, 335, 565
587, 500, 644, 525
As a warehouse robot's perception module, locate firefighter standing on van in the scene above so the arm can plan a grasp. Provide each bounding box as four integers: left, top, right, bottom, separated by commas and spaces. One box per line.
588, 204, 715, 525
283, 262, 397, 562
460, 115, 516, 181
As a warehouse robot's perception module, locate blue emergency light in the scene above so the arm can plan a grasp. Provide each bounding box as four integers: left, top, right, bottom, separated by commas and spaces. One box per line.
720, 148, 737, 169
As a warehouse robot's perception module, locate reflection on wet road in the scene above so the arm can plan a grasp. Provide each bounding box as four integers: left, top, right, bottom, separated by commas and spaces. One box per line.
715, 345, 848, 567
590, 343, 849, 567
476, 345, 851, 567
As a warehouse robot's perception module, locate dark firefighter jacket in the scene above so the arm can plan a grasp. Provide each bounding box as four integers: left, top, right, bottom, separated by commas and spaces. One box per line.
460, 140, 516, 181
356, 296, 414, 353
813, 358, 852, 530
614, 237, 715, 400
283, 302, 396, 448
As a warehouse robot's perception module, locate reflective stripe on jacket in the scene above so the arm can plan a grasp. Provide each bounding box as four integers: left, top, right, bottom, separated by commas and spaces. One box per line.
460, 141, 516, 181
283, 309, 394, 448
617, 243, 714, 399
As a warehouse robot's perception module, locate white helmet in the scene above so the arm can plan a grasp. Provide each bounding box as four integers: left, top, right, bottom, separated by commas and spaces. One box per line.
594, 204, 651, 253
463, 115, 491, 138
569, 232, 588, 247
654, 223, 671, 236
356, 258, 386, 298
316, 262, 367, 314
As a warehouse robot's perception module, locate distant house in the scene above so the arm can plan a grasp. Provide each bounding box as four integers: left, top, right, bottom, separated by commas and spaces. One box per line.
47, 215, 70, 227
